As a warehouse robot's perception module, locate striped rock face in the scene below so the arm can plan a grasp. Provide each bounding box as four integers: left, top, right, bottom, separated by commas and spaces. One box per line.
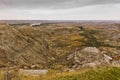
19, 69, 48, 76
82, 47, 100, 54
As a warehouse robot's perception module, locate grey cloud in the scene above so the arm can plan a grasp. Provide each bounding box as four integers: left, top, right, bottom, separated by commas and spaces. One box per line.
5, 0, 120, 9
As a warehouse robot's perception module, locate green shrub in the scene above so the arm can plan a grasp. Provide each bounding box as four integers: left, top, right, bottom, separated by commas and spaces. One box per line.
49, 67, 120, 80
80, 29, 103, 47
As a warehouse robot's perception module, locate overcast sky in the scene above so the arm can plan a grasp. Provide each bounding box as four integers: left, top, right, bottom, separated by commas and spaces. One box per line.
0, 0, 120, 20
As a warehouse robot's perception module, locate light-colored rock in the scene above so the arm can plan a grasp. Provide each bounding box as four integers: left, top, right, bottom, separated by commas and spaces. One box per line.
31, 64, 39, 69
67, 47, 103, 69
103, 54, 113, 64
82, 47, 100, 54
30, 23, 41, 27
19, 69, 48, 76
82, 62, 96, 68
67, 53, 74, 60
112, 60, 120, 66
23, 66, 28, 69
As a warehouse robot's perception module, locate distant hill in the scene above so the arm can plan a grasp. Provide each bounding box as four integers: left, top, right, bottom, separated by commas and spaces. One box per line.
0, 20, 120, 24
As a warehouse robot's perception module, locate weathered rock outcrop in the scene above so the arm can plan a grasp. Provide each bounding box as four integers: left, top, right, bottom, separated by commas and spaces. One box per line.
67, 47, 104, 68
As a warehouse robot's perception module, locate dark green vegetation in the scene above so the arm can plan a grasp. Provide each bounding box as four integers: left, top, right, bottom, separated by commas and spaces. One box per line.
79, 28, 120, 49
79, 29, 103, 47
50, 67, 120, 80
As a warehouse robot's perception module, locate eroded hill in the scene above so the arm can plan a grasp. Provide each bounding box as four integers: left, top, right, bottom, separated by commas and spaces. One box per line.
0, 23, 120, 70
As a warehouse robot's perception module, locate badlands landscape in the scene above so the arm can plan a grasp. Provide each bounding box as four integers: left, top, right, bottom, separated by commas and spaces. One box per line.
0, 20, 120, 80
